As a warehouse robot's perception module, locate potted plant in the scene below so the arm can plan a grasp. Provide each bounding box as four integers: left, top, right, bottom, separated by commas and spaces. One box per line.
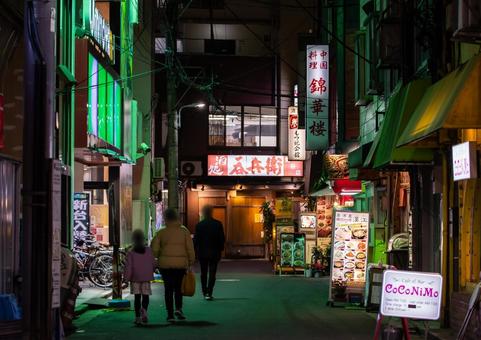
305, 264, 312, 278
260, 201, 275, 260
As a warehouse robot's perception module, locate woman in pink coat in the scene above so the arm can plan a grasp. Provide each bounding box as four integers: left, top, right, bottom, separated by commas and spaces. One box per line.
124, 229, 156, 326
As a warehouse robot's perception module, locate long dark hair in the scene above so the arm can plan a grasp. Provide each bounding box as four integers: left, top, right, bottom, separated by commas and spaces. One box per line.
132, 229, 146, 254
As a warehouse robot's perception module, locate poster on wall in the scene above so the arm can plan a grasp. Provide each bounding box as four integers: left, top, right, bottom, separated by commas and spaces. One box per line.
317, 196, 334, 238
73, 193, 90, 241
380, 270, 442, 320
280, 233, 306, 268
299, 213, 317, 241
330, 211, 369, 302
324, 154, 349, 179
288, 106, 306, 160
306, 45, 329, 150
452, 141, 477, 181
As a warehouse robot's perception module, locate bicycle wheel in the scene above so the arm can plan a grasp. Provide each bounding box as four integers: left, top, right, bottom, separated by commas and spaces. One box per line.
89, 254, 113, 288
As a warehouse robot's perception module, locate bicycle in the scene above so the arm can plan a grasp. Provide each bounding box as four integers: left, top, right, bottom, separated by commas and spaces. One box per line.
73, 234, 128, 288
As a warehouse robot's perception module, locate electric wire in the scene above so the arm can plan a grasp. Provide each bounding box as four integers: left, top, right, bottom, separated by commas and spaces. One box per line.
293, 0, 372, 64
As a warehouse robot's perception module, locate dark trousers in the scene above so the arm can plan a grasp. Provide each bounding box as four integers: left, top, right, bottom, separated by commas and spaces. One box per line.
199, 259, 219, 296
134, 294, 149, 317
161, 269, 186, 317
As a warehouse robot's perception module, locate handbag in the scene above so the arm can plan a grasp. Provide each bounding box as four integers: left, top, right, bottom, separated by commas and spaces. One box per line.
181, 269, 196, 297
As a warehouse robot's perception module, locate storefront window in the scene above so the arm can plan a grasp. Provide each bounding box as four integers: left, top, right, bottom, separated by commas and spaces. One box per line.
260, 107, 277, 147
243, 107, 260, 147
0, 158, 21, 309
225, 106, 242, 147
208, 105, 277, 147
208, 106, 225, 146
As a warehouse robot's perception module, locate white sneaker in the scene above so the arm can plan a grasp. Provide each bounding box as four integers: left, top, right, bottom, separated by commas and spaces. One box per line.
141, 308, 148, 324
134, 317, 142, 326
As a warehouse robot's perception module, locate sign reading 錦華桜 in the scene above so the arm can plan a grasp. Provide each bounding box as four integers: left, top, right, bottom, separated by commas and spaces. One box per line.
306, 45, 329, 150
380, 270, 443, 320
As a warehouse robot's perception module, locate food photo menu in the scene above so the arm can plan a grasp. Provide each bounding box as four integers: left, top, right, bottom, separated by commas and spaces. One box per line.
331, 211, 369, 284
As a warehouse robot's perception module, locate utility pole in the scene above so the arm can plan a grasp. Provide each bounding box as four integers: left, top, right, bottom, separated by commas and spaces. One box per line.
166, 0, 179, 211
24, 0, 59, 338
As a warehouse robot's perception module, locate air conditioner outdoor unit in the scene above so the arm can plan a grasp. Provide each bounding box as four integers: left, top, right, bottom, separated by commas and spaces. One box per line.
180, 161, 203, 177
153, 157, 165, 179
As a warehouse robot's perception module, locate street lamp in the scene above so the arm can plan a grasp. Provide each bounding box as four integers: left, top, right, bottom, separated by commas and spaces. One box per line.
177, 103, 206, 128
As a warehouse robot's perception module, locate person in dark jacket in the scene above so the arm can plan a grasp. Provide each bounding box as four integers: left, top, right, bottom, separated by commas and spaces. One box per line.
194, 205, 225, 300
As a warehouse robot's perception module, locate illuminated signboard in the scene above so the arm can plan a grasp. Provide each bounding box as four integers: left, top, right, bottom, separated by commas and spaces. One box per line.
83, 1, 115, 62
452, 141, 477, 181
88, 53, 122, 149
288, 106, 306, 161
381, 270, 442, 320
306, 45, 329, 150
207, 155, 303, 177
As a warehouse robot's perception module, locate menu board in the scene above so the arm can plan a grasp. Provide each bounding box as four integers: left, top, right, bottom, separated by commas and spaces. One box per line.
317, 196, 334, 238
381, 270, 442, 320
331, 211, 369, 284
280, 233, 306, 268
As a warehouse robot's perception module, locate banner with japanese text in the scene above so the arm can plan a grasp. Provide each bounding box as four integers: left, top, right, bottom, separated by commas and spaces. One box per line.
288, 106, 306, 160
73, 193, 90, 241
208, 155, 303, 177
306, 45, 329, 150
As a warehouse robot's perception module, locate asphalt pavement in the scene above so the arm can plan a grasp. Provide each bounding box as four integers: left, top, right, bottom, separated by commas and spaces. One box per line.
69, 260, 404, 340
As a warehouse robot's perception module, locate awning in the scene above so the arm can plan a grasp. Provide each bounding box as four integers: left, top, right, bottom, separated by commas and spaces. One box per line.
310, 186, 336, 197
364, 79, 433, 168
348, 142, 373, 168
332, 179, 362, 195
397, 54, 481, 147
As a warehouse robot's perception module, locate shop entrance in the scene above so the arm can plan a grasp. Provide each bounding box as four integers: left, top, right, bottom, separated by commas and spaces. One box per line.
227, 197, 264, 258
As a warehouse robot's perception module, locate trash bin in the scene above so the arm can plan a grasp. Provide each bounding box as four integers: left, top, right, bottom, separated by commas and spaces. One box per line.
382, 326, 403, 340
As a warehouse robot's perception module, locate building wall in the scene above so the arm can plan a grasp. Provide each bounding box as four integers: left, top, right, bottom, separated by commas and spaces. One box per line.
132, 0, 155, 235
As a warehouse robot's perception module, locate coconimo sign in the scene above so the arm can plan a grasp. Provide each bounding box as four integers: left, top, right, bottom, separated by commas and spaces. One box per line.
380, 270, 442, 320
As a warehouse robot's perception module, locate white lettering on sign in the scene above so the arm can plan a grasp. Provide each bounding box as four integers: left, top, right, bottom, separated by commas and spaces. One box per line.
452, 142, 477, 181
380, 270, 443, 320
306, 45, 329, 150
207, 155, 303, 177
90, 7, 115, 62
288, 106, 306, 161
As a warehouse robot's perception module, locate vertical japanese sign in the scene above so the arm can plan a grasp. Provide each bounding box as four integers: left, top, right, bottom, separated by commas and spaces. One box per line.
288, 107, 306, 161
306, 45, 329, 150
73, 193, 90, 241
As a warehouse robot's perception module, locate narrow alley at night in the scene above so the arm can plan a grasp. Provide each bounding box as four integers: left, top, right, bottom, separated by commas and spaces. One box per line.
1, 0, 481, 339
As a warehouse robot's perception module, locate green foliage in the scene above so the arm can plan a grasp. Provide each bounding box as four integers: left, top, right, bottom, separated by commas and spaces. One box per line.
260, 201, 275, 242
